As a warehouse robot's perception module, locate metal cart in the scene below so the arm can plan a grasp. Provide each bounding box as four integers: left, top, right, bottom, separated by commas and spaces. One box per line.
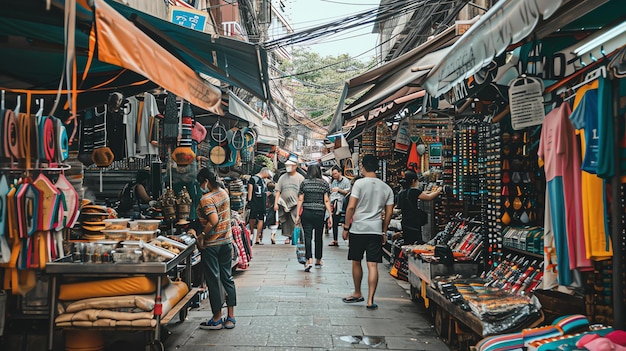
45, 242, 198, 351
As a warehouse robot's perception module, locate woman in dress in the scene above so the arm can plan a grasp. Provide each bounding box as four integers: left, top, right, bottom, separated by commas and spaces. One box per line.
295, 165, 333, 272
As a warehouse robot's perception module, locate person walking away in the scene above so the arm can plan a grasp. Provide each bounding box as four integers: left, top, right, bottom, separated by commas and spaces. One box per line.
247, 167, 273, 245
329, 165, 351, 246
265, 182, 278, 244
191, 168, 237, 330
341, 155, 394, 310
396, 170, 443, 245
295, 165, 333, 272
274, 160, 304, 244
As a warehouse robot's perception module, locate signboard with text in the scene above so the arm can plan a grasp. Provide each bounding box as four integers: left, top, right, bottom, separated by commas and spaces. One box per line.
169, 6, 207, 32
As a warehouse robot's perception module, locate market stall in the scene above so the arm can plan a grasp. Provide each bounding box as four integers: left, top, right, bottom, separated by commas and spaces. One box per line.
331, 0, 626, 349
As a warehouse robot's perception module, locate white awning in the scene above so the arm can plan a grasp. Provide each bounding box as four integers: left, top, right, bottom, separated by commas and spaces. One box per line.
257, 118, 280, 145
227, 91, 263, 127
423, 0, 563, 97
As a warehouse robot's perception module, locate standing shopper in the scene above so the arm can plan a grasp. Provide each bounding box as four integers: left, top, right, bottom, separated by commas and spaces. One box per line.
329, 165, 351, 246
342, 155, 394, 310
247, 167, 273, 245
295, 165, 333, 272
396, 170, 443, 244
274, 160, 304, 244
193, 168, 237, 330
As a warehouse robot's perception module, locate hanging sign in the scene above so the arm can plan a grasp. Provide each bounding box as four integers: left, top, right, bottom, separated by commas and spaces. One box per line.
508, 76, 545, 130
169, 6, 208, 32
394, 120, 411, 153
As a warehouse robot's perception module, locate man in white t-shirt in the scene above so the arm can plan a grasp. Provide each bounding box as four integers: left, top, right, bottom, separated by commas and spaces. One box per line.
341, 154, 394, 310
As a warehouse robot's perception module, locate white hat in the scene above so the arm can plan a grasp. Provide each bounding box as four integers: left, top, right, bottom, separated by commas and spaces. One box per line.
285, 160, 297, 166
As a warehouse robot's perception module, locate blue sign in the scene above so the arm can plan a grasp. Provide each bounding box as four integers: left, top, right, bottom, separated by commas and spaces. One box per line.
170, 8, 207, 31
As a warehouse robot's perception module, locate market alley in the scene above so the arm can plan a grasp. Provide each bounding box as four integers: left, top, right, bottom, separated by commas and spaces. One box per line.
164, 230, 450, 350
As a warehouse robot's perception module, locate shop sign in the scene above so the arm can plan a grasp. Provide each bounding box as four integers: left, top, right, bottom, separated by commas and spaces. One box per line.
395, 120, 411, 153
169, 6, 207, 31
424, 0, 563, 97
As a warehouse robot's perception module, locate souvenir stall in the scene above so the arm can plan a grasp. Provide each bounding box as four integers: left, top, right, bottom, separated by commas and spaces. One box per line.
407, 0, 626, 349
0, 1, 271, 348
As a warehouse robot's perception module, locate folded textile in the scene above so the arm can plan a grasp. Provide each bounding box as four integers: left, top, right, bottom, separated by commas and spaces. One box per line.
59, 276, 161, 301
55, 280, 189, 327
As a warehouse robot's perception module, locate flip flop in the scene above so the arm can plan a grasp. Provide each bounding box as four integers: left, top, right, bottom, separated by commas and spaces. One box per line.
366, 304, 378, 310
342, 296, 364, 303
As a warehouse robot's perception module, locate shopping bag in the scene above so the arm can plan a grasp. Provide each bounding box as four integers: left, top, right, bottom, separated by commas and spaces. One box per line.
294, 225, 306, 264
292, 224, 301, 246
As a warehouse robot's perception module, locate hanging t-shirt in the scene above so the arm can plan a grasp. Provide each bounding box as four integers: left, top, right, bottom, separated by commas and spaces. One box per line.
136, 93, 159, 156
538, 103, 576, 285
569, 84, 612, 261
106, 106, 126, 161
124, 96, 139, 158
597, 76, 615, 179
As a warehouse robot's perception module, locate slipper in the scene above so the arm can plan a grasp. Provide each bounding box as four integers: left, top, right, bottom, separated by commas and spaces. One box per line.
366, 304, 378, 310
328, 242, 338, 246
342, 296, 364, 303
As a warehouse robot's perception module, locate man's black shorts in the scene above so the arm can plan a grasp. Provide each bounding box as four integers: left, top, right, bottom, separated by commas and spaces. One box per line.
249, 208, 267, 221
347, 234, 383, 263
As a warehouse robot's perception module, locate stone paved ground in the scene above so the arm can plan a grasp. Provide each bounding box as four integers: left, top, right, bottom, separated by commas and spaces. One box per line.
164, 229, 452, 351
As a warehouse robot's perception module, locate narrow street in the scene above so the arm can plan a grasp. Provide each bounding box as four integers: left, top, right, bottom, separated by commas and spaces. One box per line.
165, 229, 450, 350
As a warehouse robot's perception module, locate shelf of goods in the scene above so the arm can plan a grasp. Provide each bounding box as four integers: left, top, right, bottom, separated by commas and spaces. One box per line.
423, 247, 545, 347
45, 240, 197, 351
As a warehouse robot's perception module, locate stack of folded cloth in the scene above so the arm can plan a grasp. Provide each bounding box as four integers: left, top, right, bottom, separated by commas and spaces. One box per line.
55, 276, 189, 328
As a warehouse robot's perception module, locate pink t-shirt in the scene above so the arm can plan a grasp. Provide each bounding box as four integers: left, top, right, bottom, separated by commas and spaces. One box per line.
538, 103, 574, 181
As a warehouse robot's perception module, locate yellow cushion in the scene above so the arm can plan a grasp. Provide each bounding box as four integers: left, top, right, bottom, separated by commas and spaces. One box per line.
59, 276, 159, 301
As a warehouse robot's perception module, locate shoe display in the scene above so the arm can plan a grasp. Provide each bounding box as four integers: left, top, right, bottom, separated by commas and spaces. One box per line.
199, 318, 224, 330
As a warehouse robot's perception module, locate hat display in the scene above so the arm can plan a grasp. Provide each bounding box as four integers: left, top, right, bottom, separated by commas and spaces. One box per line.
209, 145, 226, 165
172, 146, 196, 166
191, 122, 207, 143
92, 147, 114, 167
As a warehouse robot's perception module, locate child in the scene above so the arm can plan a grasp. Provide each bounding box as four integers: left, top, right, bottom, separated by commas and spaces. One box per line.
266, 182, 278, 244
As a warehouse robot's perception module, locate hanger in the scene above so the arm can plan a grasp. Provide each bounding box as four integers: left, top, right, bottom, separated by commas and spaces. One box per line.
14, 95, 21, 115
562, 65, 607, 103
35, 98, 44, 119
1, 90, 4, 110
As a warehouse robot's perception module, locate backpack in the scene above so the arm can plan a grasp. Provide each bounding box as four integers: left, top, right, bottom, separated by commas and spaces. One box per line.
118, 181, 137, 214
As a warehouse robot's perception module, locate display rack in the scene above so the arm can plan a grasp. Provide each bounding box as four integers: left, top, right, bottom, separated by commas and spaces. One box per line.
45, 241, 197, 351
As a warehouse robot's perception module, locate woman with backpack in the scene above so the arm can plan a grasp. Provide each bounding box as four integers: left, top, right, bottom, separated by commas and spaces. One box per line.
396, 171, 443, 245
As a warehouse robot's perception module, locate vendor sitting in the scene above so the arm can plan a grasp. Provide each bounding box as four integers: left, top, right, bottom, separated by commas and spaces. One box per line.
118, 170, 155, 217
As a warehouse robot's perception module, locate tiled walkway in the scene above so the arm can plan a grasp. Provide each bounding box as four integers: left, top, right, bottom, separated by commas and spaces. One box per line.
165, 229, 451, 350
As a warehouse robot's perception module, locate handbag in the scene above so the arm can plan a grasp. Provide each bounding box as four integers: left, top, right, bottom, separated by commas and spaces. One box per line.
294, 225, 306, 264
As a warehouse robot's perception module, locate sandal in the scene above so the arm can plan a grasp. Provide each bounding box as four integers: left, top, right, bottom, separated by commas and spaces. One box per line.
366, 303, 378, 310
342, 296, 364, 303
224, 316, 236, 329
284, 238, 291, 244
328, 241, 338, 246
255, 242, 264, 245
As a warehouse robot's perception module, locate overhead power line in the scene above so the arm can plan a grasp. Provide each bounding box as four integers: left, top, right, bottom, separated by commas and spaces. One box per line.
264, 0, 426, 49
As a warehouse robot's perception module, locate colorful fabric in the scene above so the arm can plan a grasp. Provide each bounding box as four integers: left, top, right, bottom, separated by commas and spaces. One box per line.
197, 188, 232, 247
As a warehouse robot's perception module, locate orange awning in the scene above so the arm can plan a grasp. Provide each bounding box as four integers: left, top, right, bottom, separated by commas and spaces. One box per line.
94, 0, 223, 114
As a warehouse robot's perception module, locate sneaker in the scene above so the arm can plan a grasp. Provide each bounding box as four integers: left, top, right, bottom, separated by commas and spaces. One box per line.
199, 318, 223, 330
224, 316, 236, 329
